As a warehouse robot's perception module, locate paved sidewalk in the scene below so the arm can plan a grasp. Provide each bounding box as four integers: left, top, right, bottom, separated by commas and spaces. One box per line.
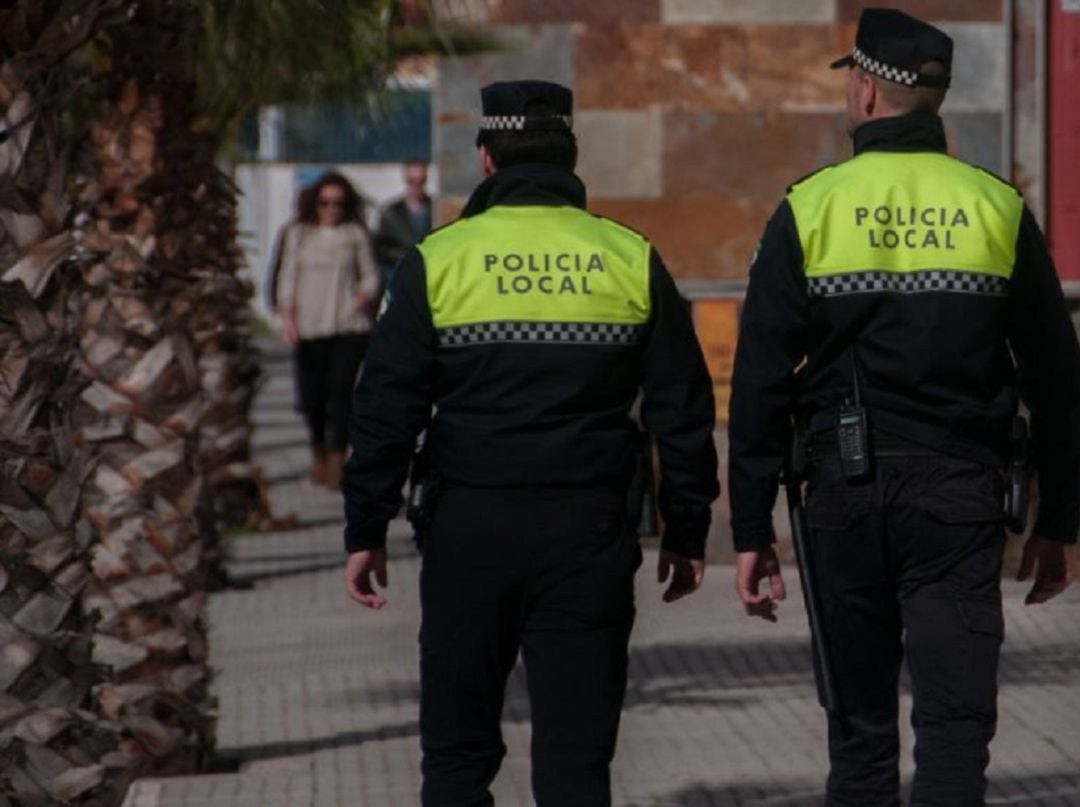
123, 350, 1080, 806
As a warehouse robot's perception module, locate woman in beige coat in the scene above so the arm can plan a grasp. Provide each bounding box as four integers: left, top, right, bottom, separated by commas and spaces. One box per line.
277, 172, 379, 487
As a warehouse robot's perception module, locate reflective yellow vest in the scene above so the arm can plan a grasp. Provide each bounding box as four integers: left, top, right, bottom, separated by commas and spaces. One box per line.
417, 205, 652, 347
786, 151, 1024, 297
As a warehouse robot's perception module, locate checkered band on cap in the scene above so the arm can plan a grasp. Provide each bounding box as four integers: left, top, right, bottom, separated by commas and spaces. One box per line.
852, 46, 919, 86
438, 320, 643, 348
479, 114, 573, 131
807, 270, 1008, 299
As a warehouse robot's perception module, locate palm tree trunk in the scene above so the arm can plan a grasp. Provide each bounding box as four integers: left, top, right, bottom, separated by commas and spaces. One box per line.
0, 4, 135, 802
73, 0, 217, 785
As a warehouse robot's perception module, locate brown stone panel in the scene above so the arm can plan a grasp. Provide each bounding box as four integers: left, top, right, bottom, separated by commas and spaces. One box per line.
1012, 0, 1044, 217
664, 109, 850, 204
575, 23, 852, 112
491, 0, 659, 23
836, 0, 1001, 22
590, 198, 773, 280
435, 197, 467, 228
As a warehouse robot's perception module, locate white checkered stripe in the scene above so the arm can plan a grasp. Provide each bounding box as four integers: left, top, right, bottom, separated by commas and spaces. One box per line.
438, 320, 643, 348
852, 46, 918, 86
808, 270, 1008, 298
479, 115, 573, 131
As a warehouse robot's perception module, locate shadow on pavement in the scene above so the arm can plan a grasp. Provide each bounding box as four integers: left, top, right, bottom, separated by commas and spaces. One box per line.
644, 779, 824, 807
251, 434, 310, 452
999, 643, 1080, 686
216, 720, 420, 765
224, 544, 419, 586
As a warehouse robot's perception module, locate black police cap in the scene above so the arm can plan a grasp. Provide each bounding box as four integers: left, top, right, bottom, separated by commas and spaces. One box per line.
478, 80, 574, 134
830, 8, 952, 89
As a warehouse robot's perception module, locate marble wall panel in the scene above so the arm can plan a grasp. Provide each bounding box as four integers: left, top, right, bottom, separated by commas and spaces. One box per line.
944, 112, 1003, 175
664, 110, 850, 204
1012, 0, 1045, 221
663, 0, 835, 25
590, 198, 773, 280
491, 0, 659, 23
432, 0, 496, 24
836, 0, 1002, 22
938, 23, 1008, 114
576, 109, 663, 199
575, 23, 853, 112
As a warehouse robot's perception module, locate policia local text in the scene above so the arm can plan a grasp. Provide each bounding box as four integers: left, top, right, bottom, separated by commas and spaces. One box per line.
485, 251, 605, 295
856, 205, 970, 249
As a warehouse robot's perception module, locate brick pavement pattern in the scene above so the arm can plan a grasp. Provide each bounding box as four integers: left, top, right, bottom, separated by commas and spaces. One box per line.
123, 347, 1080, 806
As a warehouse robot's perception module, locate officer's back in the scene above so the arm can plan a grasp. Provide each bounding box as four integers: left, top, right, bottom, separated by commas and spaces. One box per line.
419, 184, 655, 485
342, 80, 719, 807
786, 127, 1025, 462
729, 10, 1080, 806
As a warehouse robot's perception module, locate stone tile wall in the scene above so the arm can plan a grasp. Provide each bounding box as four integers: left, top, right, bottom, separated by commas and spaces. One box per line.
433, 0, 1011, 282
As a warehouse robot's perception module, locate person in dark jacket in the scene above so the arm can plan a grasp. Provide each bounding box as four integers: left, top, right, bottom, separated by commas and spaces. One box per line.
343, 80, 719, 807
729, 9, 1079, 806
373, 160, 432, 290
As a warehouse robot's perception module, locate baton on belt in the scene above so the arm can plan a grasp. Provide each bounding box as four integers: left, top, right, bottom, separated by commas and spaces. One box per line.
784, 430, 847, 735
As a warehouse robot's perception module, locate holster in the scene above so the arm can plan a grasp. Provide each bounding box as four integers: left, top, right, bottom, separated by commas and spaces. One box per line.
627, 433, 659, 537
787, 421, 808, 486
406, 447, 441, 550
1004, 415, 1031, 534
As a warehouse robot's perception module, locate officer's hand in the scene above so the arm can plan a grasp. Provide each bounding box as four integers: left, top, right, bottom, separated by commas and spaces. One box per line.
1016, 536, 1075, 605
345, 548, 389, 609
735, 547, 786, 622
657, 550, 705, 603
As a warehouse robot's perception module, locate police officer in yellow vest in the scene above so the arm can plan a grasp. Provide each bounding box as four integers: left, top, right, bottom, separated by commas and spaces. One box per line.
729, 9, 1080, 805
342, 81, 719, 806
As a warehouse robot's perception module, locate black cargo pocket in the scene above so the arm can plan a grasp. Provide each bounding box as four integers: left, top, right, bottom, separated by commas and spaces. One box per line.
805, 494, 869, 531
805, 472, 874, 532
918, 461, 1002, 524
956, 598, 1004, 721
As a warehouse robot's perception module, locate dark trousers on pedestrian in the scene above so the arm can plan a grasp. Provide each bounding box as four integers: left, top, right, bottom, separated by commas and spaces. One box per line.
419, 485, 641, 807
805, 455, 1005, 806
295, 333, 367, 450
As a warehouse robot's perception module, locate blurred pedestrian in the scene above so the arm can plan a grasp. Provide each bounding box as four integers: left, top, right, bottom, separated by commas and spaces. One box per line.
373, 159, 432, 289
266, 185, 314, 311
343, 81, 718, 806
277, 171, 379, 488
729, 9, 1080, 805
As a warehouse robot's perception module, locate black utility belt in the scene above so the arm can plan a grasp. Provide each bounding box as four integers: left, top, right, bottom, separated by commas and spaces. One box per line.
805, 431, 941, 460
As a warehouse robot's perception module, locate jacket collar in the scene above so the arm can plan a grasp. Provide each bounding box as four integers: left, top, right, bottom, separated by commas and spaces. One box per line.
852, 112, 948, 156
461, 163, 587, 218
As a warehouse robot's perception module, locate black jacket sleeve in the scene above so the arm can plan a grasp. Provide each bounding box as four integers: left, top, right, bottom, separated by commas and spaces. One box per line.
640, 249, 720, 560
728, 200, 811, 552
1007, 206, 1080, 544
342, 247, 436, 551
373, 201, 410, 267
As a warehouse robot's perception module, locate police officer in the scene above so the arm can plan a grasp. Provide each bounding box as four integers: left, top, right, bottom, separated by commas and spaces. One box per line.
729, 9, 1080, 805
342, 81, 719, 806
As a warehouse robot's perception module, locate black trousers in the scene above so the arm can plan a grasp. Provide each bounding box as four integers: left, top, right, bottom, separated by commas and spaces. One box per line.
805, 455, 1005, 806
295, 333, 367, 450
419, 485, 641, 807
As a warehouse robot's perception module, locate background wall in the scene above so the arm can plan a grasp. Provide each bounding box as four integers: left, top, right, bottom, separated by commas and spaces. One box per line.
432, 0, 1012, 285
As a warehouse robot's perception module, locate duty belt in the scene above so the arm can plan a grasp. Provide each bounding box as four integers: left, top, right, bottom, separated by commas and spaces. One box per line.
806, 430, 941, 460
